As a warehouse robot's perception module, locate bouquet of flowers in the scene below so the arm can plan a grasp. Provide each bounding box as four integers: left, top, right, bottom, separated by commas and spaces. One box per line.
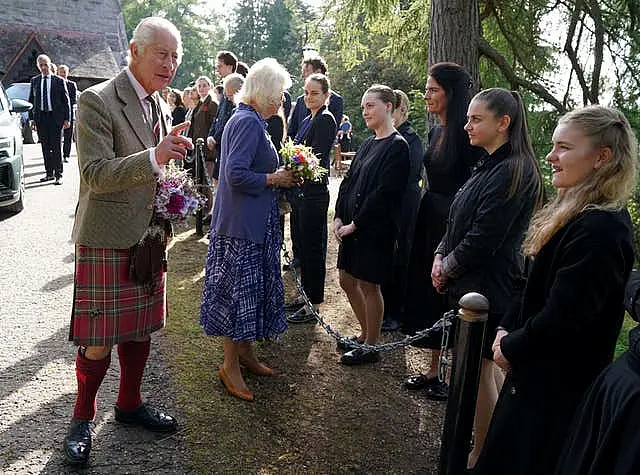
153, 161, 207, 225
280, 139, 328, 182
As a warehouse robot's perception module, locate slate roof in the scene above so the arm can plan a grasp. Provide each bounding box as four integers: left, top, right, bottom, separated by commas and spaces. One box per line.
0, 23, 121, 81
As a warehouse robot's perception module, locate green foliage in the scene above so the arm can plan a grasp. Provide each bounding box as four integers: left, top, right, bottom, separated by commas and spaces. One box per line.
120, 0, 226, 88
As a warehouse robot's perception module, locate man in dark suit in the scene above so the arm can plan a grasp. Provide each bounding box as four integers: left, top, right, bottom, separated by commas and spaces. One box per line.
28, 54, 70, 185
58, 64, 77, 163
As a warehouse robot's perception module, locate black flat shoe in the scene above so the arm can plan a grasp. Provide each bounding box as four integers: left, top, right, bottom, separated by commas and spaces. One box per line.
340, 348, 380, 366
63, 419, 94, 466
286, 306, 316, 324
425, 381, 449, 401
404, 374, 439, 390
114, 403, 177, 433
284, 296, 305, 312
336, 335, 361, 352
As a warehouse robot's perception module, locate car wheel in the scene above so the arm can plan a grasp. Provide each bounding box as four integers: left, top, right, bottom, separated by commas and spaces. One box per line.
6, 187, 24, 213
22, 123, 35, 144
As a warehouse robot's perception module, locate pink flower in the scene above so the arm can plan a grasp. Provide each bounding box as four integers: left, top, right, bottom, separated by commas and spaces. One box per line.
166, 192, 185, 214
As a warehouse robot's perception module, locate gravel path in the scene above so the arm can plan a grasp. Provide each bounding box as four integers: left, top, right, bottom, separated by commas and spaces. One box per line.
0, 144, 190, 474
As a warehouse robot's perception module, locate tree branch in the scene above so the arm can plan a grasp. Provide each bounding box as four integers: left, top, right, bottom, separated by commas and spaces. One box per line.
478, 38, 567, 112
587, 0, 604, 102
564, 1, 592, 105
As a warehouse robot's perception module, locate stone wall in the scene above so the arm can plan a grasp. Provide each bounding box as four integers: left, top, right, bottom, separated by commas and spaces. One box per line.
0, 0, 128, 67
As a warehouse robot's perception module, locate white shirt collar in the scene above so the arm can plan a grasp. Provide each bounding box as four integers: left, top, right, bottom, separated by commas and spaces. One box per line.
125, 67, 153, 102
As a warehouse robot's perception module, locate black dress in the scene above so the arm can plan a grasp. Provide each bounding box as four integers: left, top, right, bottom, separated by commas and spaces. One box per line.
402, 126, 477, 345
474, 209, 635, 475
335, 132, 410, 284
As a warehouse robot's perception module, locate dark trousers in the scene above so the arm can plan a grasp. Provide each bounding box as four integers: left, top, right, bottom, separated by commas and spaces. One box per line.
381, 183, 421, 318
63, 120, 73, 158
296, 185, 330, 304
290, 194, 302, 260
37, 113, 63, 178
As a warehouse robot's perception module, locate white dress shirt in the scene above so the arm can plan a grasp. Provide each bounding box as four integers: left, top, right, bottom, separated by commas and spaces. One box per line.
40, 74, 52, 111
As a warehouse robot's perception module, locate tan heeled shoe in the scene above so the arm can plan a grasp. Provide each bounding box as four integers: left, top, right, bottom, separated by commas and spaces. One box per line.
239, 358, 274, 376
219, 367, 254, 402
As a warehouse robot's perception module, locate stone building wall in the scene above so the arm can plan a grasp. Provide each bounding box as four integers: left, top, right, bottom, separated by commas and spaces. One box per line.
0, 0, 128, 67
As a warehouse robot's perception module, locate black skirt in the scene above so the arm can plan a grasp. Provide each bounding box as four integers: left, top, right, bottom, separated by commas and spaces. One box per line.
337, 232, 393, 285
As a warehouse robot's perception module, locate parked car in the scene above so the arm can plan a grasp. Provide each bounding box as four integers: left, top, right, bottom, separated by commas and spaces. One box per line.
0, 82, 31, 213
5, 82, 36, 144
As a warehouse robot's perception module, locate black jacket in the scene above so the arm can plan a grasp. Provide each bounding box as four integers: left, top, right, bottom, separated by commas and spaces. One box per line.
437, 142, 538, 314
28, 74, 70, 126
397, 121, 424, 186
475, 208, 634, 475
297, 106, 337, 184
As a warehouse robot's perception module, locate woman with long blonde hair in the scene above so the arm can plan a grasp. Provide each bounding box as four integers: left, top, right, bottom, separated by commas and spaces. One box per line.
475, 105, 637, 475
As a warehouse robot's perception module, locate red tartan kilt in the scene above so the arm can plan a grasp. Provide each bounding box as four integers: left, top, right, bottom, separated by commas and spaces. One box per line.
69, 245, 166, 347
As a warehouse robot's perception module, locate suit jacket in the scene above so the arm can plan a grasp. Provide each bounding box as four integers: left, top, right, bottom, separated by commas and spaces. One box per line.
66, 79, 78, 122
28, 74, 70, 126
189, 94, 217, 159
297, 106, 337, 180
71, 69, 170, 248
288, 90, 343, 140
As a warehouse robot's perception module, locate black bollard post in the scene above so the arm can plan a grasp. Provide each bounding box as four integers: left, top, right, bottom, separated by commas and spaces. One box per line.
439, 292, 489, 475
195, 138, 205, 236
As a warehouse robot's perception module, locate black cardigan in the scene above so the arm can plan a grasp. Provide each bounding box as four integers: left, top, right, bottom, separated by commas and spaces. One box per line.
298, 106, 337, 182
335, 132, 410, 240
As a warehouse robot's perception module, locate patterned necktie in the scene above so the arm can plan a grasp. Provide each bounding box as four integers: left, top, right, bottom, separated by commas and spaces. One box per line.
42, 76, 49, 111
145, 94, 161, 144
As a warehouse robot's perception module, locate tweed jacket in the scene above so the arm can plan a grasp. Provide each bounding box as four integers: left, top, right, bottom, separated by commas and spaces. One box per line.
72, 69, 170, 249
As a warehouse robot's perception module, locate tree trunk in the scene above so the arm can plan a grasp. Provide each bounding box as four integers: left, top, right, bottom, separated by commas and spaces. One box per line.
429, 0, 480, 94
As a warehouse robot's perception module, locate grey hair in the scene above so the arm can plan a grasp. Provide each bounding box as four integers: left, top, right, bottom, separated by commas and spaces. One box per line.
36, 54, 51, 65
128, 17, 183, 64
237, 58, 292, 112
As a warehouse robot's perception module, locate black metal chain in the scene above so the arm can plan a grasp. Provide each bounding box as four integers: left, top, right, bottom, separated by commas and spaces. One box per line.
281, 241, 456, 354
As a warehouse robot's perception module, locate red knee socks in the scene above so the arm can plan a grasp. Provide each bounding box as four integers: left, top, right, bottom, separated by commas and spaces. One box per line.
73, 349, 111, 421
116, 339, 151, 411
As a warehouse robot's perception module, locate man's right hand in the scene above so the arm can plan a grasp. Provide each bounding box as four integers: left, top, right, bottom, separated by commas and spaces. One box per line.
155, 122, 193, 165
207, 136, 215, 151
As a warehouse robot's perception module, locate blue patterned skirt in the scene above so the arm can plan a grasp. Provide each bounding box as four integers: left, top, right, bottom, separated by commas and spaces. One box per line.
200, 199, 287, 341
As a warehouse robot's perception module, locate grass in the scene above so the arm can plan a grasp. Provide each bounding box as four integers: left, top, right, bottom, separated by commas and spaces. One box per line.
160, 223, 443, 474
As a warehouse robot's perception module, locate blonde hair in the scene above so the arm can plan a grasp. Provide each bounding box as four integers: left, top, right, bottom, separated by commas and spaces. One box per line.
237, 58, 292, 112
393, 89, 410, 124
522, 105, 638, 256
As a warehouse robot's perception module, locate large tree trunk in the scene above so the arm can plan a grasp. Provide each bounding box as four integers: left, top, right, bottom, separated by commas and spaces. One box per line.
429, 0, 480, 94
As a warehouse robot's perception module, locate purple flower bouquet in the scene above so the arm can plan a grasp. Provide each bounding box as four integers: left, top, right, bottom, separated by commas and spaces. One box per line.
154, 162, 207, 225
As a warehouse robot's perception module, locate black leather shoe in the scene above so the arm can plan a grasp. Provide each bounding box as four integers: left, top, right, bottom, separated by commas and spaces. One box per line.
40, 175, 53, 182
63, 157, 69, 163
425, 381, 449, 401
286, 306, 316, 324
63, 419, 94, 466
284, 296, 305, 312
340, 348, 380, 366
54, 178, 62, 185
381, 316, 401, 332
404, 374, 439, 390
336, 335, 361, 352
114, 403, 177, 433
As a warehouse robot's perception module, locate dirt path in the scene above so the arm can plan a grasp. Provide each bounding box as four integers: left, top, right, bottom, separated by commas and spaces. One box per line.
162, 176, 446, 474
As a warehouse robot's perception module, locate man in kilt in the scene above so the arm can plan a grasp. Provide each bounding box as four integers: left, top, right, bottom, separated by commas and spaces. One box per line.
63, 17, 193, 466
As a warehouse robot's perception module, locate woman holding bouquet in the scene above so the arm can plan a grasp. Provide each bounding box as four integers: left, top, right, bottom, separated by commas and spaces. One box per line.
286, 73, 338, 323
474, 106, 636, 475
334, 84, 410, 365
199, 58, 295, 402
